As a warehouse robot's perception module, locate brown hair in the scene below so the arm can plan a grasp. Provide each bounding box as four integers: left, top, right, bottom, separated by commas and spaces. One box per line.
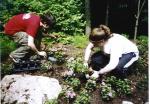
41, 12, 56, 28
89, 25, 112, 42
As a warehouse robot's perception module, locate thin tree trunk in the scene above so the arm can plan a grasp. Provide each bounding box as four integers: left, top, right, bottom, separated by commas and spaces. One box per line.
105, 0, 109, 26
85, 0, 91, 35
134, 0, 146, 41
134, 0, 140, 41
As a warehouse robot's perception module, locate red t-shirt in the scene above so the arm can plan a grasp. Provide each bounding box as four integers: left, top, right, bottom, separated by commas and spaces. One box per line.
4, 13, 40, 38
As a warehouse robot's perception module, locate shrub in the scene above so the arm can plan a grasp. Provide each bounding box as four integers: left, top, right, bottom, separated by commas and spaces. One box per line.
136, 36, 148, 74
0, 0, 85, 35
136, 75, 148, 90
0, 33, 16, 61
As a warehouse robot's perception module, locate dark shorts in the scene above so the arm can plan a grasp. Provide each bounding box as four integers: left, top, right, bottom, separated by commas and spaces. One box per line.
89, 51, 137, 77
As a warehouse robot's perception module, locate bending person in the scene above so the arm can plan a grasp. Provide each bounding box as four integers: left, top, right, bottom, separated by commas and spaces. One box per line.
4, 12, 55, 63
84, 25, 139, 78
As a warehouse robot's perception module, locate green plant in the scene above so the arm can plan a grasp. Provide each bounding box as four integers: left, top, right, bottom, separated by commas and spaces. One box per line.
136, 36, 148, 74
85, 79, 97, 92
1, 63, 13, 76
66, 57, 88, 74
57, 90, 68, 104
54, 51, 66, 64
0, 0, 85, 35
100, 82, 116, 101
58, 87, 76, 104
43, 34, 88, 48
74, 89, 91, 104
48, 51, 67, 65
137, 36, 148, 54
41, 61, 53, 70
0, 33, 16, 61
44, 99, 58, 104
71, 35, 88, 48
136, 75, 148, 90
105, 76, 131, 96
65, 77, 81, 90
43, 33, 73, 45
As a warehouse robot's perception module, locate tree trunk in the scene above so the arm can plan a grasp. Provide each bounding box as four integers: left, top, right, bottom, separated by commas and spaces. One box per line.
134, 0, 140, 41
105, 0, 109, 26
134, 0, 146, 41
85, 0, 91, 35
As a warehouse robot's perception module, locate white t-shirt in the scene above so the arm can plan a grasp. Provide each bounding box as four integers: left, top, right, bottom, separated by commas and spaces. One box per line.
84, 33, 139, 73
103, 33, 139, 69
104, 33, 138, 55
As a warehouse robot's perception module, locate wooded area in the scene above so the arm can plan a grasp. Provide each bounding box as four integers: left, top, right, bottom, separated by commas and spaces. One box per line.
86, 0, 148, 40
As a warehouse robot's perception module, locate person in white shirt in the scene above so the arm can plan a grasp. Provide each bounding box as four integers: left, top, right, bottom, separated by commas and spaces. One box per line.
84, 25, 139, 78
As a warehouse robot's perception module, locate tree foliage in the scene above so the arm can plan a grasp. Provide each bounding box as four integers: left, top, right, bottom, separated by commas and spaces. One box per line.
0, 0, 86, 35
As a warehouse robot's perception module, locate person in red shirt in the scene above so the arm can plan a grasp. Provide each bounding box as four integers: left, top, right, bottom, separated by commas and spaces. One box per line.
4, 12, 55, 63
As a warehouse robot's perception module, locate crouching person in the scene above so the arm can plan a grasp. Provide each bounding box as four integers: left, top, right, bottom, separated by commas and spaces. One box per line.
4, 12, 55, 71
84, 25, 139, 78
4, 12, 55, 63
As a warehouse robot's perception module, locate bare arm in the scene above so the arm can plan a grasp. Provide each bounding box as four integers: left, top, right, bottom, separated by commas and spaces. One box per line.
28, 35, 39, 53
28, 35, 47, 57
98, 46, 121, 74
84, 42, 94, 63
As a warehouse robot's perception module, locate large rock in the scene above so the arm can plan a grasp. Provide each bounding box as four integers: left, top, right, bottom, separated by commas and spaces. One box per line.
1, 74, 62, 104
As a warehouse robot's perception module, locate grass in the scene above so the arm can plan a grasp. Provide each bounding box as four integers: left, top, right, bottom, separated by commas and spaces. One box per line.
42, 33, 89, 49
70, 35, 88, 48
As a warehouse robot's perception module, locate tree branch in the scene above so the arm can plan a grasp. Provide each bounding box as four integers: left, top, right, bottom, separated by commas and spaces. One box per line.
139, 0, 146, 17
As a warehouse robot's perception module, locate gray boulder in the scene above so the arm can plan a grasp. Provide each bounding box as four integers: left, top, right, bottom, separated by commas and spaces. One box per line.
1, 74, 62, 104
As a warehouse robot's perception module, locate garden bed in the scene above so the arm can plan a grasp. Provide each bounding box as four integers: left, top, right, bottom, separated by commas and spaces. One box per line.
1, 39, 148, 104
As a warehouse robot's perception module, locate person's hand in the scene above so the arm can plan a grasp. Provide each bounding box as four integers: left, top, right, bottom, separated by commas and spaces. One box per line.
90, 71, 99, 79
38, 51, 47, 58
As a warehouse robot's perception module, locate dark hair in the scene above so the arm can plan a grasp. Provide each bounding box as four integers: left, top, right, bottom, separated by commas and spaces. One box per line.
89, 33, 109, 41
89, 25, 112, 42
41, 12, 56, 28
89, 28, 109, 42
99, 24, 111, 35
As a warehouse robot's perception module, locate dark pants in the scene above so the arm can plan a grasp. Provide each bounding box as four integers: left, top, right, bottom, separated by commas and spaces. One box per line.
89, 51, 136, 77
10, 32, 31, 62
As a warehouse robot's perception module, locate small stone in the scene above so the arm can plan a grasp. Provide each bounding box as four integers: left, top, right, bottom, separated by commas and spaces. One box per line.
122, 101, 134, 104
